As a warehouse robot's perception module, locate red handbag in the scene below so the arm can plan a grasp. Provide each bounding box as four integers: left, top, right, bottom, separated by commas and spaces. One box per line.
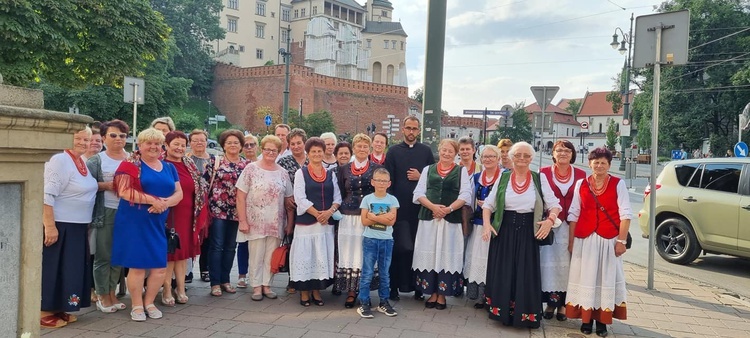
270, 236, 291, 274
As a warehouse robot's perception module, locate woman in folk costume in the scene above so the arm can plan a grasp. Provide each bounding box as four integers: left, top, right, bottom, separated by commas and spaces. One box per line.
412, 138, 473, 310
566, 147, 631, 337
538, 140, 587, 321
481, 142, 561, 329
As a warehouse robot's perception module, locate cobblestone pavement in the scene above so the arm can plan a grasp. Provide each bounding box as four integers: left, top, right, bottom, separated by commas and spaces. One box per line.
41, 261, 750, 338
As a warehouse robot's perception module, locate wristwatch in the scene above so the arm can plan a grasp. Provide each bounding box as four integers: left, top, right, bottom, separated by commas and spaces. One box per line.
449, 206, 454, 212
616, 239, 628, 245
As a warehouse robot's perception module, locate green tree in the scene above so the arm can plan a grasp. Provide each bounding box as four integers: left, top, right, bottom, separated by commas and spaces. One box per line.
493, 108, 533, 144
0, 0, 170, 87
605, 119, 618, 150
605, 91, 623, 115
305, 110, 337, 137
564, 99, 582, 119
411, 86, 424, 104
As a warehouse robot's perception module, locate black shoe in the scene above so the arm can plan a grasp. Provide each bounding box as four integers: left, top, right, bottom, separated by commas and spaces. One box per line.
543, 310, 554, 320
581, 321, 593, 335
413, 290, 424, 301
389, 289, 400, 301
435, 302, 447, 310
332, 289, 342, 296
595, 321, 608, 337
344, 296, 356, 308
200, 272, 210, 282
185, 272, 193, 284
556, 313, 567, 321
425, 301, 436, 308
377, 301, 398, 317
473, 302, 485, 309
357, 304, 374, 319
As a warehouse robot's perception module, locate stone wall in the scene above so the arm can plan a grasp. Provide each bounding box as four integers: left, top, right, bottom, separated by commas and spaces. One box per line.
211, 64, 418, 137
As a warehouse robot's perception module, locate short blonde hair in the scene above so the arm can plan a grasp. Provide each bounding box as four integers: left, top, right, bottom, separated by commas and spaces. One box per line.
150, 116, 175, 132
481, 145, 501, 158
497, 138, 513, 149
137, 128, 166, 145
261, 135, 283, 152
244, 134, 258, 144
320, 132, 337, 142
438, 138, 459, 153
78, 126, 93, 137
351, 133, 372, 147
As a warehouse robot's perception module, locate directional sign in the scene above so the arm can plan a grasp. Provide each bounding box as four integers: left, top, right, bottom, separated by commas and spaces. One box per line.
735, 142, 748, 157
264, 114, 272, 127
463, 109, 511, 117
671, 150, 682, 160
580, 121, 589, 130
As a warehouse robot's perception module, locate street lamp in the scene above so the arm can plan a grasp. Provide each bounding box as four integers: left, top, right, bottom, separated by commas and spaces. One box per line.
610, 13, 634, 171
279, 25, 292, 124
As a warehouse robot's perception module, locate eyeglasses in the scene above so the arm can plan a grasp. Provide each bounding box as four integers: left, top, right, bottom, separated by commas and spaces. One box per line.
372, 179, 390, 183
262, 148, 278, 154
404, 127, 419, 132
555, 149, 573, 154
244, 143, 257, 149
108, 133, 128, 139
513, 153, 532, 159
481, 155, 498, 159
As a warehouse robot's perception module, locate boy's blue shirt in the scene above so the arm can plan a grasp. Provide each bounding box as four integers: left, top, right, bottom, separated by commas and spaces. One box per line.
359, 192, 399, 240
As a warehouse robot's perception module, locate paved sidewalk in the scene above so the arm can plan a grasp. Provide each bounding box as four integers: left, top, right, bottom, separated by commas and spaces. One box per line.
41, 262, 750, 338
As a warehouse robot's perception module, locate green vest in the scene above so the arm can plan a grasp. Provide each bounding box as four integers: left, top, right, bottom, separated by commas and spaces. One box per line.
418, 164, 462, 224
490, 171, 544, 235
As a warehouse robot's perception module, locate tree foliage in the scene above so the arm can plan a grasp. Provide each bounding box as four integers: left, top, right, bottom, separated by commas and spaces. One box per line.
605, 119, 618, 150
638, 0, 750, 155
490, 107, 533, 144
564, 99, 582, 118
411, 86, 424, 104
0, 0, 170, 87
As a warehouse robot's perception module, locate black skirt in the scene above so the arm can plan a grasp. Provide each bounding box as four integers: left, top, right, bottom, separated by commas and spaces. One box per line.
41, 222, 92, 312
485, 211, 542, 329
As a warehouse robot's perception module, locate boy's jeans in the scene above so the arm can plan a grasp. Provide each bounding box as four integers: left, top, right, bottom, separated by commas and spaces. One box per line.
358, 237, 393, 305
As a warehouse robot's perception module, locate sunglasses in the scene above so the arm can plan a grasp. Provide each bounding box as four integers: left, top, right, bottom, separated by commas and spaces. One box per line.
244, 143, 257, 149
108, 133, 128, 139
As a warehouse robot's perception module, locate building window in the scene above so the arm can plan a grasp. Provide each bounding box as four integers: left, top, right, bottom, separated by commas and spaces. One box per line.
281, 29, 289, 43
313, 6, 317, 15
301, 8, 306, 17
294, 9, 298, 18
400, 41, 405, 50
227, 18, 238, 33
228, 0, 238, 10
384, 40, 389, 49
282, 8, 290, 21
382, 10, 388, 18
366, 39, 371, 48
391, 40, 396, 49
256, 49, 263, 59
256, 2, 265, 16
255, 24, 265, 38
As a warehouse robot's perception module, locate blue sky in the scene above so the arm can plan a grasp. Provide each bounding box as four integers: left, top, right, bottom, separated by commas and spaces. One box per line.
388, 0, 660, 115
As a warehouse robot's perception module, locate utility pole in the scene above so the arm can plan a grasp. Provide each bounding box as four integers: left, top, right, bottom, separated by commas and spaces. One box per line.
422, 1, 447, 157
281, 25, 291, 124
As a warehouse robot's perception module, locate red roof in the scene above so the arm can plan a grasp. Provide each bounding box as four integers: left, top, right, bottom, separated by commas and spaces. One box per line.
556, 98, 581, 112
523, 102, 566, 114
577, 90, 635, 117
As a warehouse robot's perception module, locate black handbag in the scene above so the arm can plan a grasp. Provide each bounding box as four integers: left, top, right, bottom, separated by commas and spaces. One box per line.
586, 181, 632, 249
535, 214, 555, 246
166, 210, 181, 255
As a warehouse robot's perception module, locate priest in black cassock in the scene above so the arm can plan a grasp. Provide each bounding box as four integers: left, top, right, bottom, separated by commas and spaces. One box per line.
384, 115, 435, 301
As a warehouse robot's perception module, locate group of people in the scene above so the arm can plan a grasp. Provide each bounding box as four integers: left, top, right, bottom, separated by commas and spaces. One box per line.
41, 115, 631, 337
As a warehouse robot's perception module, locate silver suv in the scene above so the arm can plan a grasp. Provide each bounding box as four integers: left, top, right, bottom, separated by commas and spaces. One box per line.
638, 158, 750, 264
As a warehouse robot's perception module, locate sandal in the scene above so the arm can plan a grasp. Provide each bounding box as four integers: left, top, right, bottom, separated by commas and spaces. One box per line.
55, 312, 77, 323
41, 314, 67, 328
220, 283, 236, 294
113, 302, 126, 310
543, 308, 555, 320
595, 321, 608, 337
200, 271, 210, 282
210, 286, 222, 297
145, 304, 162, 319
161, 294, 175, 307
237, 277, 248, 288
96, 300, 117, 313
344, 296, 356, 308
311, 295, 325, 306
130, 306, 146, 322
299, 294, 311, 307
175, 293, 189, 304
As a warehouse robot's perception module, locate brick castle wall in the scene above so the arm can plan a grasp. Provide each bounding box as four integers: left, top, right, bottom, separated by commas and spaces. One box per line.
211, 64, 416, 138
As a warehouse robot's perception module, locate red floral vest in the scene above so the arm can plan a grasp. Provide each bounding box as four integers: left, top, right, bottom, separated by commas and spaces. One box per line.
574, 175, 622, 239
539, 166, 586, 223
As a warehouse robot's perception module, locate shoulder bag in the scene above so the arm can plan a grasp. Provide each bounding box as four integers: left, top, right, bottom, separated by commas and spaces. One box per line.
585, 181, 633, 249
166, 211, 181, 254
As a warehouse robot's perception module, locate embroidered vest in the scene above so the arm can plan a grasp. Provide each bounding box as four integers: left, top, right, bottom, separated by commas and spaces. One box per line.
417, 164, 462, 224
574, 176, 622, 239
539, 166, 586, 223
296, 167, 335, 225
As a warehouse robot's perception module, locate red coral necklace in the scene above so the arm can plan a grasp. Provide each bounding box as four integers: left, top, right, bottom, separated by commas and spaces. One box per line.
481, 169, 498, 187
588, 175, 609, 195
511, 171, 531, 194
351, 161, 369, 176
309, 166, 327, 183
437, 162, 455, 178
66, 149, 88, 176
553, 164, 572, 184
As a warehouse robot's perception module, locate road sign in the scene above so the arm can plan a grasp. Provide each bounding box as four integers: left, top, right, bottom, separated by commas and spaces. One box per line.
264, 115, 272, 126
671, 150, 682, 160
530, 86, 560, 110
462, 109, 511, 117
633, 10, 689, 69
622, 118, 630, 126
580, 121, 589, 129
735, 142, 748, 157
216, 115, 226, 122
123, 77, 145, 104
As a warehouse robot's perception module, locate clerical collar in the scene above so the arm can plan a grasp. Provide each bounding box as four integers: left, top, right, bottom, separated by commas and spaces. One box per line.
354, 158, 368, 169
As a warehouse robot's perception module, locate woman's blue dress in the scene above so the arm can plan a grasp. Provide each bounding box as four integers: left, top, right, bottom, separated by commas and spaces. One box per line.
112, 161, 178, 269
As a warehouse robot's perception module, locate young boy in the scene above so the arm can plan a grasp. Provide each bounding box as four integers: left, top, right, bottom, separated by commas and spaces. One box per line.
357, 168, 399, 318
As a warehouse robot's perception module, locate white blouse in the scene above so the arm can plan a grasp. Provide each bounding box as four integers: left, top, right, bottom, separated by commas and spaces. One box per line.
44, 152, 98, 223
482, 172, 561, 213
293, 168, 343, 216
412, 165, 473, 205
567, 178, 632, 223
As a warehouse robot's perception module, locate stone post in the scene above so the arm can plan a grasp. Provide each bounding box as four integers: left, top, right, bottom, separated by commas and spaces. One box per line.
0, 84, 92, 337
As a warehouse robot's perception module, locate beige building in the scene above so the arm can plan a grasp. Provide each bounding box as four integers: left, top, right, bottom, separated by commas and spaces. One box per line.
213, 0, 406, 85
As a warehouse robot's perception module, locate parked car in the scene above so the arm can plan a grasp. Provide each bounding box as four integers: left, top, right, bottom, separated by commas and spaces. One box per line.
207, 138, 218, 149
638, 158, 750, 264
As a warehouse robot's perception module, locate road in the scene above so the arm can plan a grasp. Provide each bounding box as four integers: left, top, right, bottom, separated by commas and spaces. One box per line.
528, 153, 750, 299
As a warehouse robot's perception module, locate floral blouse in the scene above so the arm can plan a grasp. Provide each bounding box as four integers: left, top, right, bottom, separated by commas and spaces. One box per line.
203, 156, 249, 221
